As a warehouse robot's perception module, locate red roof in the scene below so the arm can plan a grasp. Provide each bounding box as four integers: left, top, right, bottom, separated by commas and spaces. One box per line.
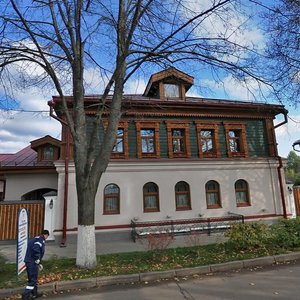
0, 154, 13, 160
0, 145, 53, 168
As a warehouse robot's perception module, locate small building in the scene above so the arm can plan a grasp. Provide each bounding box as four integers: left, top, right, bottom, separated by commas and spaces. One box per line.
0, 136, 59, 240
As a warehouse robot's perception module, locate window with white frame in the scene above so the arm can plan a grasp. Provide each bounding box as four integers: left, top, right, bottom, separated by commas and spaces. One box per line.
112, 129, 124, 153
166, 122, 191, 158
224, 123, 248, 158
136, 121, 160, 158
141, 129, 155, 153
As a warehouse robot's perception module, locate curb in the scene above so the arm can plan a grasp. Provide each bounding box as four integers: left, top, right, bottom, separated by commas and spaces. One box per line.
1, 252, 300, 299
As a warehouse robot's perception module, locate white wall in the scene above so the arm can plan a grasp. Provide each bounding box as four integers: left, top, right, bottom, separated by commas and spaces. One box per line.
54, 158, 287, 232
4, 173, 58, 200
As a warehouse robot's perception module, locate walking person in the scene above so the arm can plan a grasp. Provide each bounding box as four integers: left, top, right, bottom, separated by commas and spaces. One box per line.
22, 230, 49, 300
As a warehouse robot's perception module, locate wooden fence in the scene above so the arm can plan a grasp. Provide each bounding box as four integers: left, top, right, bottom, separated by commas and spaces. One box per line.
0, 200, 44, 241
293, 187, 300, 217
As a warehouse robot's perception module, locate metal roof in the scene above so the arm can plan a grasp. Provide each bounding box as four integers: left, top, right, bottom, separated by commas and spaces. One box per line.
0, 145, 54, 168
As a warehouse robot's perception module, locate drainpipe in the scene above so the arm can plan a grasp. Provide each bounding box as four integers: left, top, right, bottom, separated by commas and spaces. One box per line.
277, 156, 287, 218
48, 101, 70, 246
274, 110, 288, 219
60, 129, 70, 246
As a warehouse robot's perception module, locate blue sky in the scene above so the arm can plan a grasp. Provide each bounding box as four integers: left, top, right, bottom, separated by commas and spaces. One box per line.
0, 0, 298, 157
0, 74, 297, 157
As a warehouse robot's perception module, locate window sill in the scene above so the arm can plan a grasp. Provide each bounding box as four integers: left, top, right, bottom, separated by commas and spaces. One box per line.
207, 205, 222, 209
237, 203, 251, 207
140, 154, 160, 159
144, 209, 160, 213
229, 152, 247, 158
103, 212, 120, 215
111, 153, 127, 159
202, 153, 218, 158
176, 207, 192, 211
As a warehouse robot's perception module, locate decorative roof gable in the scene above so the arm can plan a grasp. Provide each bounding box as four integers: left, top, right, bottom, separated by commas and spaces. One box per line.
30, 135, 61, 150
143, 67, 194, 99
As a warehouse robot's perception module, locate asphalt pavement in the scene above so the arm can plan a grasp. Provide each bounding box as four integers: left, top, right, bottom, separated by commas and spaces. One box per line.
43, 260, 300, 300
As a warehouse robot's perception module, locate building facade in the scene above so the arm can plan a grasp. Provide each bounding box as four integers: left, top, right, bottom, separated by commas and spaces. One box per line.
48, 68, 291, 238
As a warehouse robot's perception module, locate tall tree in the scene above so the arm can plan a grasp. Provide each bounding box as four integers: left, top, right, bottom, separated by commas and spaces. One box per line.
285, 151, 300, 183
0, 0, 280, 268
287, 151, 300, 171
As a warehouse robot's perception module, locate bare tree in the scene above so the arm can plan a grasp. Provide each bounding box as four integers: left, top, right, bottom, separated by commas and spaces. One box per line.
0, 0, 274, 268
255, 0, 300, 105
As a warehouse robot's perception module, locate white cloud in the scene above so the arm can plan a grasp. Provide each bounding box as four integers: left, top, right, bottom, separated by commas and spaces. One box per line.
181, 0, 265, 50
202, 75, 268, 101
186, 89, 202, 97
124, 79, 147, 94
84, 68, 111, 94
0, 85, 61, 154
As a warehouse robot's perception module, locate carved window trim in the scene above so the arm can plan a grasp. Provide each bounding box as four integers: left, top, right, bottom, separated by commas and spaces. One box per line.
224, 122, 248, 158
166, 121, 191, 158
195, 122, 220, 158
104, 121, 129, 159
136, 121, 161, 158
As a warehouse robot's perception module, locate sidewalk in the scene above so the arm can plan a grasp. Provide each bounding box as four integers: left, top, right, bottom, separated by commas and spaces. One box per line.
0, 230, 227, 263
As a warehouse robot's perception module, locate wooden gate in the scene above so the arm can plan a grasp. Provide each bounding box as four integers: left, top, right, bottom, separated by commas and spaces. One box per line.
0, 200, 44, 240
293, 187, 300, 216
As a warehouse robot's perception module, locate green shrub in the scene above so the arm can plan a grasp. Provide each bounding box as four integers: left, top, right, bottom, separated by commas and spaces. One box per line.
270, 218, 300, 249
225, 222, 272, 252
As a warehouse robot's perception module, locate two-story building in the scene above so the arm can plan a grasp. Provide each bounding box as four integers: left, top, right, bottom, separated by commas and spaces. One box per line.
0, 68, 293, 241
47, 67, 291, 239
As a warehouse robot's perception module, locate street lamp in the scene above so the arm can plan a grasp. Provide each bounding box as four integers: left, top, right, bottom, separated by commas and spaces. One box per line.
292, 139, 300, 152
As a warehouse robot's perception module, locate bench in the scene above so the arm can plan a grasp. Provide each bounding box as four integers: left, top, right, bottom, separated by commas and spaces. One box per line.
131, 214, 244, 242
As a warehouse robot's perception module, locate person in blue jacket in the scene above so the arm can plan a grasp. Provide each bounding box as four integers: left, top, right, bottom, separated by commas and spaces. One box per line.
22, 229, 49, 300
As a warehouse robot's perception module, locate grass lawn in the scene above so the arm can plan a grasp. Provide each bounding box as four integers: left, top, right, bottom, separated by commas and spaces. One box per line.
0, 242, 290, 290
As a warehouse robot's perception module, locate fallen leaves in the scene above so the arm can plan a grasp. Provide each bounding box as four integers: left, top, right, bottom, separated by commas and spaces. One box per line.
38, 273, 62, 284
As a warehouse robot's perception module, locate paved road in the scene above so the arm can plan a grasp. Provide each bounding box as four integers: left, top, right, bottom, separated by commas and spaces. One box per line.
45, 261, 300, 300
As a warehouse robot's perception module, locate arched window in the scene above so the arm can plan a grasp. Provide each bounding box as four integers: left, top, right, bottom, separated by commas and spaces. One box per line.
143, 182, 159, 212
205, 180, 221, 208
175, 181, 191, 210
235, 179, 250, 206
103, 184, 120, 214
